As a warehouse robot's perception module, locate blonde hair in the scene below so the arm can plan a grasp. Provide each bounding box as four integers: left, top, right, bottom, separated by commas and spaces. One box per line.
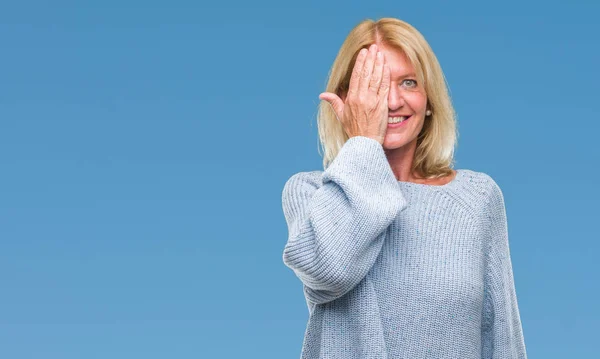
317, 17, 458, 179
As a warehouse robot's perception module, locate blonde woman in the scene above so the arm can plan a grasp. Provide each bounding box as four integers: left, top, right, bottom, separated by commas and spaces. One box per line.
281, 18, 527, 358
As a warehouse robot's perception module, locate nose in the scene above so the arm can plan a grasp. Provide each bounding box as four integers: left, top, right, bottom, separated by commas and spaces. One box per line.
387, 85, 405, 111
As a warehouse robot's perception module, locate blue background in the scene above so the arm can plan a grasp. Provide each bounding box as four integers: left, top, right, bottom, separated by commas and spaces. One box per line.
1, 1, 598, 358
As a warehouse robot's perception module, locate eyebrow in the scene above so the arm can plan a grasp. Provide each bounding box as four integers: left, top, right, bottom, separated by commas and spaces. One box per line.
394, 72, 417, 80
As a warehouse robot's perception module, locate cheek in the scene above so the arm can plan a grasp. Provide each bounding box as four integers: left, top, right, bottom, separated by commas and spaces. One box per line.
404, 93, 428, 111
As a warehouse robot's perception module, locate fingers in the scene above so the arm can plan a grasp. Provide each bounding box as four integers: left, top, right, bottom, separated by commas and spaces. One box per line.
358, 44, 377, 95
348, 48, 367, 98
379, 62, 390, 96
369, 50, 383, 93
322, 44, 386, 124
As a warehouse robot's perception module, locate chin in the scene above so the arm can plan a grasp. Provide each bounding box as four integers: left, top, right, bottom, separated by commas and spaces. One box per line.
383, 135, 410, 150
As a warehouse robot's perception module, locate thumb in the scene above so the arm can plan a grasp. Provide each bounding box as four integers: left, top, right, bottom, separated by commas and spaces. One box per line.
319, 92, 343, 122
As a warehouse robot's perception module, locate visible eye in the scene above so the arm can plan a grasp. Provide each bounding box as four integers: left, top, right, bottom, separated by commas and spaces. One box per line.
401, 79, 418, 88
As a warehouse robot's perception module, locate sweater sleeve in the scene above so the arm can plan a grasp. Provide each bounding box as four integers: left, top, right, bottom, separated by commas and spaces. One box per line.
281, 136, 408, 305
481, 175, 528, 359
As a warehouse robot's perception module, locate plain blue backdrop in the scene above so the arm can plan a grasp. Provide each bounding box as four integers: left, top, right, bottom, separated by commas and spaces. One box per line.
1, 1, 598, 358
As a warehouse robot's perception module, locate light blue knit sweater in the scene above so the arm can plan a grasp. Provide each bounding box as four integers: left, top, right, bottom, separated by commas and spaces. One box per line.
281, 136, 527, 358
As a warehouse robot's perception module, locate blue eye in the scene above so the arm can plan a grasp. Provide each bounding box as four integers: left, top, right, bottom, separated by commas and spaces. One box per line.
401, 79, 417, 88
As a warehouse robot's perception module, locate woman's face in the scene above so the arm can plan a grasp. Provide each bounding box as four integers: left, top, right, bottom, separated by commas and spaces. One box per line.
377, 44, 429, 151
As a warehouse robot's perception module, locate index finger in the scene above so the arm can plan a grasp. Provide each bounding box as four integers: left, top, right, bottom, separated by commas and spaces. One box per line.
347, 48, 368, 98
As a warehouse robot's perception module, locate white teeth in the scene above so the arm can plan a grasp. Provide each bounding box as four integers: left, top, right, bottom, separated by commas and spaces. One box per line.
388, 116, 408, 123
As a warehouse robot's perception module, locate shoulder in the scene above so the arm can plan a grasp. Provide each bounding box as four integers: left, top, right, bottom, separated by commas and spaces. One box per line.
469, 171, 508, 228
477, 171, 505, 207
449, 169, 506, 220
458, 169, 503, 199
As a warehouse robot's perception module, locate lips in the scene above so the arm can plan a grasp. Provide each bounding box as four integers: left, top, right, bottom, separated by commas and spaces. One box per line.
388, 115, 411, 127
388, 115, 411, 121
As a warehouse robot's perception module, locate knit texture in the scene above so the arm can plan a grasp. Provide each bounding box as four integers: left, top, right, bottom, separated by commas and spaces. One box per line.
281, 136, 527, 359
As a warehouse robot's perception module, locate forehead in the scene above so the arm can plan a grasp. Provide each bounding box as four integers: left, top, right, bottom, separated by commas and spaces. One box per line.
377, 44, 416, 77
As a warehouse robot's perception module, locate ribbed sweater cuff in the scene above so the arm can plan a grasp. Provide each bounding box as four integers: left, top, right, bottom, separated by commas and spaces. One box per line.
324, 136, 397, 186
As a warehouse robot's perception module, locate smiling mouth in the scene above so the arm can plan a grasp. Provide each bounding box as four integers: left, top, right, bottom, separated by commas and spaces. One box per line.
388, 115, 411, 124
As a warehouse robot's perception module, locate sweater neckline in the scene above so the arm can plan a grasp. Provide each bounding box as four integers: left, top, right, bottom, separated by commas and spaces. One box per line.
397, 169, 463, 189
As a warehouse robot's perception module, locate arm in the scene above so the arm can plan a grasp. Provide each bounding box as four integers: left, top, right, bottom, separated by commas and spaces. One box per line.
481, 176, 528, 358
281, 136, 408, 305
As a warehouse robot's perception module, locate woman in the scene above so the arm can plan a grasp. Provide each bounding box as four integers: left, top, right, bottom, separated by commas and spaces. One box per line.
281, 18, 527, 358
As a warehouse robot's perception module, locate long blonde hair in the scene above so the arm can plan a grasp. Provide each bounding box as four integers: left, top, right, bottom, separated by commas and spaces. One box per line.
317, 18, 458, 179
